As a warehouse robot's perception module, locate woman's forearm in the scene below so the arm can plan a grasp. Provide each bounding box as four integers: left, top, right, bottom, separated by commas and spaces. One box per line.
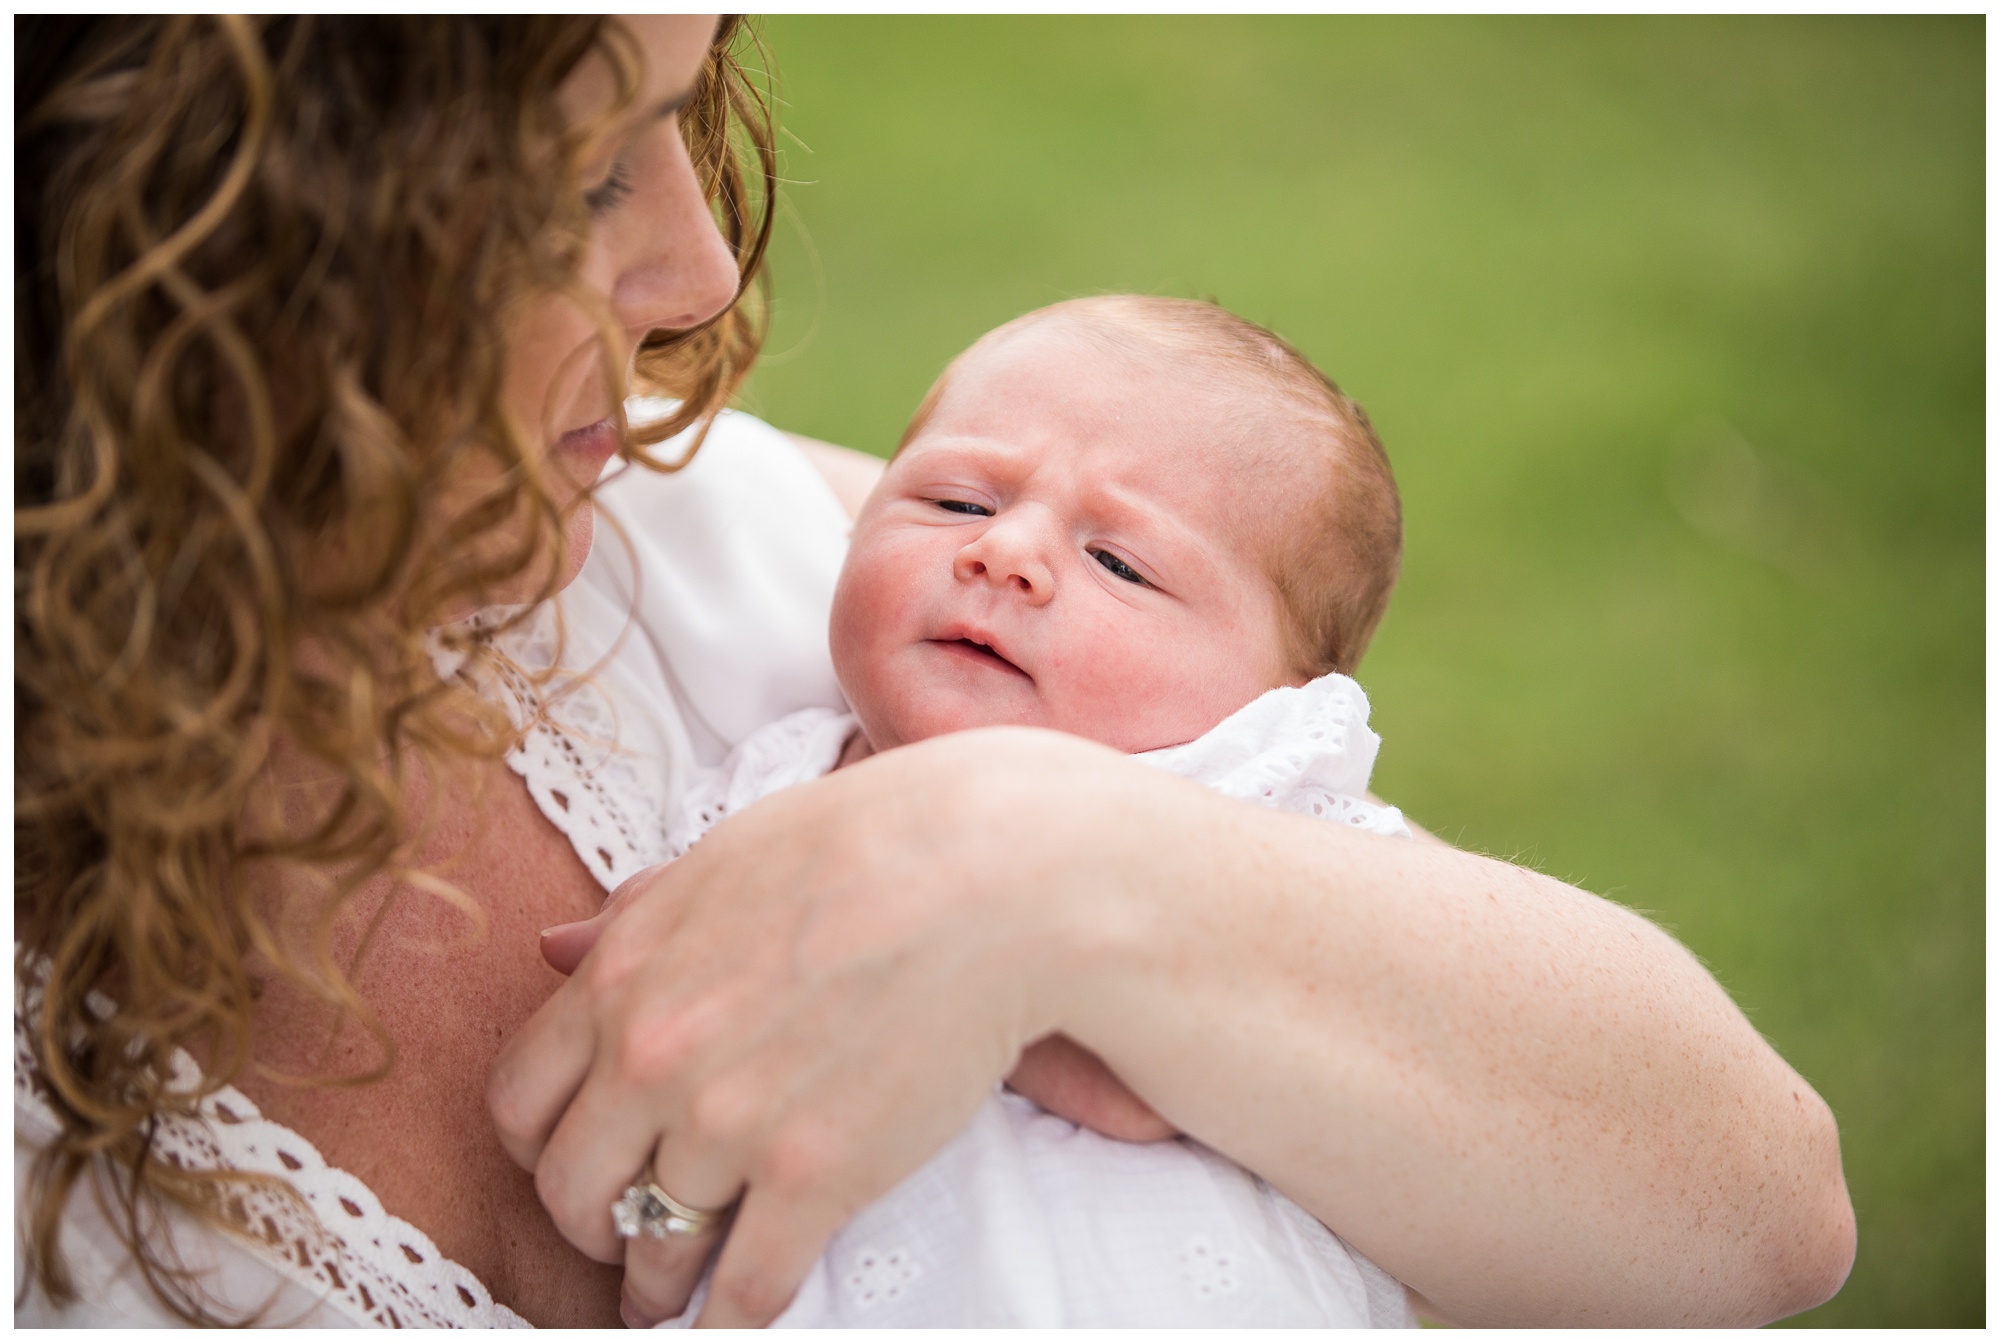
1040, 767, 1855, 1326
493, 725, 1852, 1326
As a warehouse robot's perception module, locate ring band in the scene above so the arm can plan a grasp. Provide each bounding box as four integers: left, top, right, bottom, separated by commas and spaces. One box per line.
612, 1180, 730, 1240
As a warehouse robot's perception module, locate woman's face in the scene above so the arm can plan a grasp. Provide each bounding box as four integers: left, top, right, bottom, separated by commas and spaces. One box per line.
501, 14, 739, 594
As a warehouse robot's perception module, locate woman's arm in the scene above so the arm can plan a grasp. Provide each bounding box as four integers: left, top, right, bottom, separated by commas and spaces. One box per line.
1054, 759, 1854, 1326
491, 727, 1853, 1328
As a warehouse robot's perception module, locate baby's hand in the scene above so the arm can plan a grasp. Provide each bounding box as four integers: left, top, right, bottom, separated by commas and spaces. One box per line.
1005, 1033, 1179, 1143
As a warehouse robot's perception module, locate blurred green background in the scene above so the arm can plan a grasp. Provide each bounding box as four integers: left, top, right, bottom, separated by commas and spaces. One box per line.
734, 16, 1982, 1326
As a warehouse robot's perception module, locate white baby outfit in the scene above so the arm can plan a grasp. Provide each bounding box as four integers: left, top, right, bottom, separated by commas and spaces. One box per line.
653, 679, 1413, 1328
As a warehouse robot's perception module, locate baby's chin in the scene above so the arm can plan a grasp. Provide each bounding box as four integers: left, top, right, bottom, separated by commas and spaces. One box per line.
849, 689, 1052, 754
855, 696, 1200, 757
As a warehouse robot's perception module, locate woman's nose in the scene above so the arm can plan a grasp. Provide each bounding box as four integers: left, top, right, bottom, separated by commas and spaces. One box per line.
954, 513, 1056, 605
610, 123, 741, 340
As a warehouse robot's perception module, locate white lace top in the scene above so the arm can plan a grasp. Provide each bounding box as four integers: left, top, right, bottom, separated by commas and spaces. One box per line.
13, 407, 854, 1328
651, 679, 1413, 1328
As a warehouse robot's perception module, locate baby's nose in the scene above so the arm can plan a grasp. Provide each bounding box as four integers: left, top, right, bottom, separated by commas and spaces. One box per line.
954, 517, 1055, 604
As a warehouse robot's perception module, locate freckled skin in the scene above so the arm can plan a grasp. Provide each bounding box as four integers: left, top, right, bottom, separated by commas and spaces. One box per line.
832, 320, 1302, 757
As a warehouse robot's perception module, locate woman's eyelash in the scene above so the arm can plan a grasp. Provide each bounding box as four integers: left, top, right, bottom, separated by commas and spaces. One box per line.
585, 160, 634, 214
933, 499, 992, 516
1091, 548, 1150, 586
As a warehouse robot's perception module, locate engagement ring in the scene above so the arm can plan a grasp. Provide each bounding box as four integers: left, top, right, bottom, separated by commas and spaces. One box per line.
611, 1180, 729, 1240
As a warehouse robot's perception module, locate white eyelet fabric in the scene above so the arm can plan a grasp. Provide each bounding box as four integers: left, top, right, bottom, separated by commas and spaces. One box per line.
652, 674, 1416, 1328
1136, 671, 1412, 839
665, 705, 856, 861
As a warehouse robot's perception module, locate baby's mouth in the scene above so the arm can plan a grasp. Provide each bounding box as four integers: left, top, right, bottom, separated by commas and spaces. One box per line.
934, 637, 1030, 679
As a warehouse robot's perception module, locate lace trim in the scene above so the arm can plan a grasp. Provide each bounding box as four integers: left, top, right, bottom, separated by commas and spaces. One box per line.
14, 959, 528, 1329
435, 603, 672, 893
666, 707, 856, 861
1138, 672, 1411, 839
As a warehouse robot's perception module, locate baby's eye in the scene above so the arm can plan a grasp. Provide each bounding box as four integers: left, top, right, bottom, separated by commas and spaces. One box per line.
1090, 548, 1149, 586
933, 499, 993, 516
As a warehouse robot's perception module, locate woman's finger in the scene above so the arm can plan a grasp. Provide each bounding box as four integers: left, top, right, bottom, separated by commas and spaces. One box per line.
530, 1058, 715, 1263
541, 866, 655, 975
487, 980, 598, 1171
617, 1211, 729, 1328
538, 917, 602, 976
693, 1184, 851, 1328
494, 864, 698, 1167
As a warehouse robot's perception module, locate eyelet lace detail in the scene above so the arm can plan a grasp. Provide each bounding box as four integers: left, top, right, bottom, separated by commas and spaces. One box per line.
841, 1245, 923, 1310
667, 707, 856, 861
1138, 672, 1411, 839
15, 959, 528, 1329
436, 603, 674, 892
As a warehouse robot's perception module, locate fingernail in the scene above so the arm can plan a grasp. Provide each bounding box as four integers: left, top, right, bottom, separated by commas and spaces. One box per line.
621, 1290, 659, 1330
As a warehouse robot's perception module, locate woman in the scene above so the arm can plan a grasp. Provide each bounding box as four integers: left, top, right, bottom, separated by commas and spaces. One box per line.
15, 14, 1855, 1329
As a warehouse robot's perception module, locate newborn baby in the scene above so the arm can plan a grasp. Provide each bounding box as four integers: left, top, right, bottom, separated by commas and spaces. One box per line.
665, 295, 1414, 1327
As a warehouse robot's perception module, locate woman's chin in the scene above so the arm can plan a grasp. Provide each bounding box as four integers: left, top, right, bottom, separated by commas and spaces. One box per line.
430, 503, 595, 626
559, 502, 596, 590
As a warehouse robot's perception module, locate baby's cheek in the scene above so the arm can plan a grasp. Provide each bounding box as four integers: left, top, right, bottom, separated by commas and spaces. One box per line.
1047, 633, 1196, 751
829, 538, 930, 744
1051, 623, 1276, 753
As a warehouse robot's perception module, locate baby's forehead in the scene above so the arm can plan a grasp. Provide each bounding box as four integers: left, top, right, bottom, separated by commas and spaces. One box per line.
940, 317, 1290, 436
917, 338, 1326, 555
942, 317, 1328, 472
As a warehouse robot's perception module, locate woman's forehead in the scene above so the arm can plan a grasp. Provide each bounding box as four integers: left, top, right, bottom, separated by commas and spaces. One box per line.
558, 15, 717, 133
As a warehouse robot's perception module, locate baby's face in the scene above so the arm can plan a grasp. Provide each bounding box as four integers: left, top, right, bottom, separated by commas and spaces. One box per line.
831, 320, 1301, 755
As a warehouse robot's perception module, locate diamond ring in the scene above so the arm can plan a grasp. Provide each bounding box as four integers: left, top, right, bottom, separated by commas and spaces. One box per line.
611, 1180, 731, 1240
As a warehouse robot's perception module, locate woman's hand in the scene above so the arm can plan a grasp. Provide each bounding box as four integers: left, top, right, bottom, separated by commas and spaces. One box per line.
488, 728, 1120, 1327
493, 725, 1855, 1328
545, 927, 1179, 1150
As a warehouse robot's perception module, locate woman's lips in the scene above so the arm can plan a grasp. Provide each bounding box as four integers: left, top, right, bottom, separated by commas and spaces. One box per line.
555, 416, 619, 464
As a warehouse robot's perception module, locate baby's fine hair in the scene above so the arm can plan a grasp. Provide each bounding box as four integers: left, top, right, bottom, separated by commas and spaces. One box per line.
899, 295, 1403, 677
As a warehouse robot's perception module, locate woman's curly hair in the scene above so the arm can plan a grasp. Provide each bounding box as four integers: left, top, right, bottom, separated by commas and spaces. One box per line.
14, 15, 774, 1321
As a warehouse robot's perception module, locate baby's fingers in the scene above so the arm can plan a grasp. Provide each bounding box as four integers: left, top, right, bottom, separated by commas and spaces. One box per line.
693, 1183, 851, 1328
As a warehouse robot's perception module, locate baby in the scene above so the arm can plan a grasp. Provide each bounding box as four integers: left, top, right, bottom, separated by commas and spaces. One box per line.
664, 296, 1414, 1326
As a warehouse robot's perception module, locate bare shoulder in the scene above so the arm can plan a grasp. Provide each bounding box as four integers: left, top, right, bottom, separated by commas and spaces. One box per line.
785, 432, 885, 521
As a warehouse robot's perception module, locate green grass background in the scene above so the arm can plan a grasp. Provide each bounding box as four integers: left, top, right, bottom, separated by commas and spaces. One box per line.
733, 16, 1983, 1326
